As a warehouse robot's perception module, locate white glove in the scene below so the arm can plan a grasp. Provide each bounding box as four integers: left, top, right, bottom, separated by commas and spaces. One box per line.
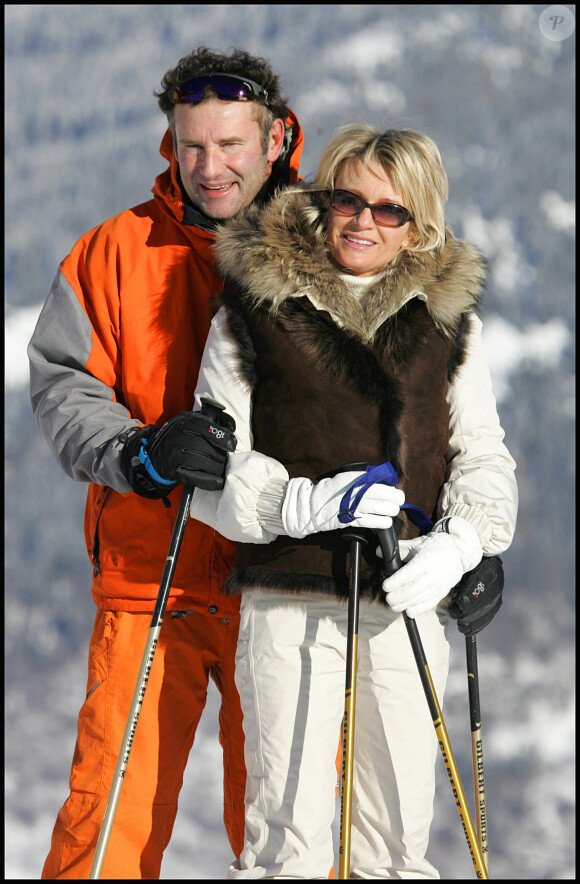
382, 516, 483, 618
281, 472, 404, 539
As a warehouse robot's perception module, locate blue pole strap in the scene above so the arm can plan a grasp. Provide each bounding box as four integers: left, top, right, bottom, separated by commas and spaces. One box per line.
138, 439, 175, 486
338, 462, 433, 535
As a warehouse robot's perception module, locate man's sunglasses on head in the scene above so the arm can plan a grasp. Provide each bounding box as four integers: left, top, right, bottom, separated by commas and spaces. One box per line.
171, 73, 270, 108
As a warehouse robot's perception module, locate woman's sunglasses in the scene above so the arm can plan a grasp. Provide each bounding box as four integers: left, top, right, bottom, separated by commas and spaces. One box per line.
330, 189, 413, 228
171, 73, 270, 108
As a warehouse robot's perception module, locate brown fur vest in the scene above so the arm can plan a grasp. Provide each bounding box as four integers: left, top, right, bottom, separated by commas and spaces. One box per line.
213, 188, 486, 602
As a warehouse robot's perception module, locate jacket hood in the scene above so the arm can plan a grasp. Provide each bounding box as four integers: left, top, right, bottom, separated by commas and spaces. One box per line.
214, 186, 486, 341
151, 128, 186, 224
151, 108, 304, 233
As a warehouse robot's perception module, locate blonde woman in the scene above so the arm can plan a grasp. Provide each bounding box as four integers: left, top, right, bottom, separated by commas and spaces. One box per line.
190, 125, 517, 878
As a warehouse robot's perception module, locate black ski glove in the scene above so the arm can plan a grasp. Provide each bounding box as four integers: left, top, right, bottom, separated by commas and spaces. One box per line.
447, 555, 504, 635
122, 399, 237, 501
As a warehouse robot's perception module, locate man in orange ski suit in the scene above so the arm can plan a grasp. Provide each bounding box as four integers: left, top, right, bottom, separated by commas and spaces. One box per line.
28, 46, 303, 879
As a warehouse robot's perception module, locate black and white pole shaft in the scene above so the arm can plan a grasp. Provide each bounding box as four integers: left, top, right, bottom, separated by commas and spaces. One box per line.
89, 484, 194, 879
376, 526, 489, 880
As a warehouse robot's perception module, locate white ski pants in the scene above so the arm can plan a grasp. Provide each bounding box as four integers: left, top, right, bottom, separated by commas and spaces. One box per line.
227, 590, 450, 879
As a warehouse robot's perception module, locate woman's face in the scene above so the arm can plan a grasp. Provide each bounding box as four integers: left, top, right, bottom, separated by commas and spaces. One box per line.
326, 158, 415, 277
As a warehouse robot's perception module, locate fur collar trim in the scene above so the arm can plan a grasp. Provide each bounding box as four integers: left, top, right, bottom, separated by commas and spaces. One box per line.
214, 187, 486, 341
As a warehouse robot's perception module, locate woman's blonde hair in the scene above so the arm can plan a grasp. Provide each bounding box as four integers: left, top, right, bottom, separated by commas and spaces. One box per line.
314, 124, 448, 257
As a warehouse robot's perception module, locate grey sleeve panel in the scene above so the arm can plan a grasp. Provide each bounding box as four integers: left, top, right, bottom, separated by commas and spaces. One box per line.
27, 269, 140, 491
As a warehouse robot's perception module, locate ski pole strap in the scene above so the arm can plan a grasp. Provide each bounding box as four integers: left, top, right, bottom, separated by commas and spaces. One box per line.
138, 438, 175, 486
338, 461, 434, 535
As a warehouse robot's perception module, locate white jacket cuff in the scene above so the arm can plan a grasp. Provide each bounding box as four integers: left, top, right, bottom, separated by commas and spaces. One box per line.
189, 451, 289, 544
442, 503, 494, 550
256, 478, 289, 534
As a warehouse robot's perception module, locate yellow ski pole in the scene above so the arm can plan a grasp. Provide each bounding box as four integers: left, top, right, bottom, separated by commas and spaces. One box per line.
337, 527, 368, 879
376, 526, 489, 880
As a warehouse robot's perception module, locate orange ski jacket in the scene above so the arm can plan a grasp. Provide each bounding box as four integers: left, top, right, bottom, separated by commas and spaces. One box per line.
28, 113, 304, 616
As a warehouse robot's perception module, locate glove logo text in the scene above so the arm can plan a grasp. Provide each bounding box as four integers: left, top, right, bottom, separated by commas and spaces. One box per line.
472, 581, 485, 598
208, 426, 226, 439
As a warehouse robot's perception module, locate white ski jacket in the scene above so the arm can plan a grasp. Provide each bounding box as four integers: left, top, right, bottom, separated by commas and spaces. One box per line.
190, 299, 517, 557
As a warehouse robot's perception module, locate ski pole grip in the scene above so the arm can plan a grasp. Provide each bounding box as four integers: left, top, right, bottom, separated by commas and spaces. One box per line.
199, 396, 227, 421
174, 396, 234, 491
376, 526, 402, 577
175, 466, 223, 491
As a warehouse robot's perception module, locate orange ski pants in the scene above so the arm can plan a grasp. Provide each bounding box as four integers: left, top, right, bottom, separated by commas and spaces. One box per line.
42, 607, 246, 879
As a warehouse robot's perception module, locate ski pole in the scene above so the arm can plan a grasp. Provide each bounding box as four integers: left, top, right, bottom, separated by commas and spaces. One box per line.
315, 460, 371, 879
89, 398, 232, 879
338, 526, 371, 880
376, 526, 490, 880
466, 634, 489, 875
89, 482, 193, 879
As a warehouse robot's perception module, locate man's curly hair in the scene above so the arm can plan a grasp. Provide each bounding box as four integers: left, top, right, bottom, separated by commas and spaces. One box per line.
155, 46, 289, 139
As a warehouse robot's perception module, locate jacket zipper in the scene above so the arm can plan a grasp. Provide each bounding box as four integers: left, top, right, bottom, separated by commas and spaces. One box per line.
92, 487, 113, 577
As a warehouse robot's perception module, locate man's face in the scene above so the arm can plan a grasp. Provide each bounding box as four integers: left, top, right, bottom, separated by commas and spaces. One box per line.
173, 99, 284, 220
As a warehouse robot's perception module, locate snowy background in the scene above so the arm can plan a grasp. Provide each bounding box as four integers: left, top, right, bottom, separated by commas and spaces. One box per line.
5, 4, 575, 879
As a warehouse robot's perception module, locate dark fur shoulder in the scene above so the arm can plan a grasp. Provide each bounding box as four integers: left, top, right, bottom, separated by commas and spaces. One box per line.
224, 565, 387, 603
